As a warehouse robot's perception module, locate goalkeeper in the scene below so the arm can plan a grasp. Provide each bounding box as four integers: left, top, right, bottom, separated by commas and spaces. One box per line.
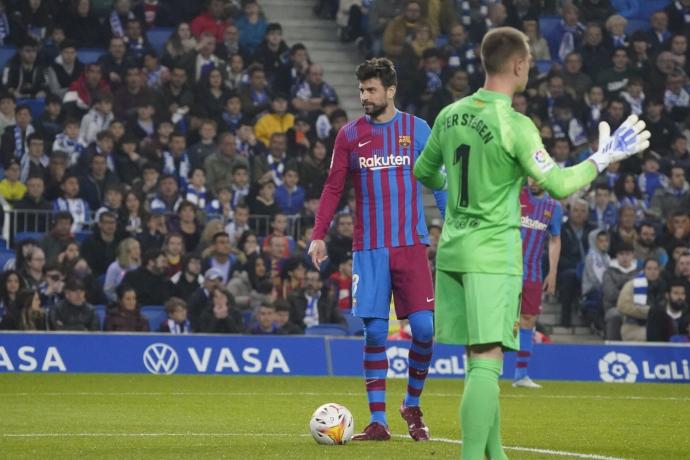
413, 27, 650, 460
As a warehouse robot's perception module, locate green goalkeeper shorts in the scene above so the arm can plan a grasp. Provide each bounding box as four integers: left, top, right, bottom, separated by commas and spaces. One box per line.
435, 270, 522, 351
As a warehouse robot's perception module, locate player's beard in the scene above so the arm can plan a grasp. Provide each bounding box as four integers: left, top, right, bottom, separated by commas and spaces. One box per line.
363, 100, 387, 118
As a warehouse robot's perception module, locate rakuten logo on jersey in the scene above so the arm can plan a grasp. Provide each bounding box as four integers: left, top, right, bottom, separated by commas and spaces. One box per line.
520, 215, 548, 231
359, 154, 410, 170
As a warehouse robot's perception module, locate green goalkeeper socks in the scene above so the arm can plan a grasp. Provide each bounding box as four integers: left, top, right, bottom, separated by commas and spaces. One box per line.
460, 358, 507, 460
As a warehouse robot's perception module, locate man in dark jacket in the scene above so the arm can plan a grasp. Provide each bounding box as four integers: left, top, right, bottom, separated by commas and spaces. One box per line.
288, 269, 345, 332
13, 175, 52, 233
78, 153, 119, 211
121, 248, 171, 306
647, 278, 690, 342
187, 267, 224, 331
49, 278, 100, 331
557, 199, 596, 326
81, 211, 121, 277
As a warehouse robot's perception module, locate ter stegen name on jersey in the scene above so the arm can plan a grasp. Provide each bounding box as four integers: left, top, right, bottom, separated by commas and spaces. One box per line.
443, 113, 494, 144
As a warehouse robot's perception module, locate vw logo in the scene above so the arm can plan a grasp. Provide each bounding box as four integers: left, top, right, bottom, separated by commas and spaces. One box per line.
143, 343, 179, 375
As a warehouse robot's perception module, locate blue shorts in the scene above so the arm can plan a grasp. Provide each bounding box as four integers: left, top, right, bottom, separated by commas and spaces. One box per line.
352, 245, 435, 320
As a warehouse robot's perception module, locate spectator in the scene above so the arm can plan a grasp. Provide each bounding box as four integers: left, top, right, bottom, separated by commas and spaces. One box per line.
648, 166, 689, 222
214, 24, 240, 62
383, 1, 424, 59
620, 77, 645, 117
635, 222, 668, 268
108, 0, 136, 39
643, 97, 679, 154
582, 230, 611, 327
426, 68, 471, 124
275, 43, 310, 96
63, 0, 103, 48
0, 270, 24, 330
20, 245, 45, 291
328, 251, 353, 310
279, 256, 306, 300
235, 0, 267, 57
617, 258, 663, 341
288, 268, 345, 332
0, 159, 26, 204
202, 231, 236, 284
63, 63, 111, 118
647, 278, 690, 342
190, 0, 230, 43
40, 211, 74, 265
182, 31, 224, 84
162, 233, 185, 277
603, 241, 637, 339
17, 288, 48, 331
103, 285, 150, 332
45, 39, 83, 99
254, 94, 294, 146
326, 213, 354, 275
162, 22, 197, 68
98, 37, 129, 88
160, 64, 195, 122
17, 133, 49, 186
79, 94, 115, 147
78, 153, 119, 211
596, 47, 636, 98
291, 64, 338, 117
249, 301, 279, 334
646, 10, 671, 54
275, 167, 305, 215
0, 105, 35, 166
1, 37, 46, 98
113, 66, 159, 120
523, 17, 550, 61
274, 298, 300, 334
239, 64, 271, 120
81, 211, 122, 277
549, 3, 586, 62
120, 248, 171, 305
170, 253, 203, 302
188, 119, 218, 169
133, 0, 174, 29
663, 135, 690, 176
48, 278, 99, 331
199, 286, 243, 333
14, 175, 52, 233
604, 14, 628, 49
663, 71, 690, 123
188, 266, 223, 329
150, 173, 182, 213
252, 132, 291, 186
103, 237, 141, 302
159, 296, 190, 333
253, 23, 288, 83
579, 22, 611, 76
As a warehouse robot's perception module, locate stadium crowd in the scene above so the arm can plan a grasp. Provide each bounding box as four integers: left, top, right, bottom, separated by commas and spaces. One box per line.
0, 0, 688, 343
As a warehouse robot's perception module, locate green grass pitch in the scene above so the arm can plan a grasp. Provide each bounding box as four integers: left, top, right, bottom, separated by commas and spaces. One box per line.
1, 374, 689, 459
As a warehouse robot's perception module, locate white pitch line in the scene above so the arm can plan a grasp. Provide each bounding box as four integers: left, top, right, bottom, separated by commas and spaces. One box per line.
0, 391, 687, 402
1, 432, 628, 460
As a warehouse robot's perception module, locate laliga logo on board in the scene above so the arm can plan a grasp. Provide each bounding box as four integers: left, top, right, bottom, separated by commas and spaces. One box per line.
598, 351, 638, 383
143, 343, 179, 375
386, 346, 466, 378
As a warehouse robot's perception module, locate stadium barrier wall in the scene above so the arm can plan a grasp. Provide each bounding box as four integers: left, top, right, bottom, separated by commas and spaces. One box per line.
1, 333, 689, 384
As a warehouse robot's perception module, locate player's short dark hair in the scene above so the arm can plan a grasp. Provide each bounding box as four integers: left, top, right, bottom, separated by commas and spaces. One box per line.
355, 57, 397, 88
480, 26, 529, 75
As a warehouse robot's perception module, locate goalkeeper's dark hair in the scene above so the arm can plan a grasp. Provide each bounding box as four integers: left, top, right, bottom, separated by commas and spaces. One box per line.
355, 58, 397, 88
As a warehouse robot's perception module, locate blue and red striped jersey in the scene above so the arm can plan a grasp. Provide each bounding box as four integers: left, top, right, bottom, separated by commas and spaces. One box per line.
520, 187, 562, 282
313, 111, 432, 251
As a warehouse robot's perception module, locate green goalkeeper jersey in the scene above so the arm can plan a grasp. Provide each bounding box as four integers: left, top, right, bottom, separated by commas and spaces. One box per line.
414, 88, 598, 275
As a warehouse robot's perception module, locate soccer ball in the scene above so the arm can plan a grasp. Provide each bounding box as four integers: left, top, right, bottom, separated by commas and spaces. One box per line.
309, 403, 354, 445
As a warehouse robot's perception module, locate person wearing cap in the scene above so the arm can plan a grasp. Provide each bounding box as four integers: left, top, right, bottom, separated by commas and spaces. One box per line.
602, 241, 638, 339
48, 278, 100, 331
45, 39, 84, 99
254, 93, 295, 146
187, 266, 224, 331
120, 249, 171, 306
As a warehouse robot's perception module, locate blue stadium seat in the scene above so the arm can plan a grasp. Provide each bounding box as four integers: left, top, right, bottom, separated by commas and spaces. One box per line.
14, 231, 44, 243
242, 310, 253, 328
17, 98, 45, 118
626, 19, 648, 34
0, 249, 15, 270
539, 16, 560, 40
74, 231, 92, 242
0, 238, 7, 249
305, 324, 349, 336
632, 0, 670, 20
93, 304, 106, 330
147, 28, 174, 55
141, 305, 167, 331
535, 60, 553, 75
77, 48, 106, 63
0, 45, 16, 70
342, 310, 364, 336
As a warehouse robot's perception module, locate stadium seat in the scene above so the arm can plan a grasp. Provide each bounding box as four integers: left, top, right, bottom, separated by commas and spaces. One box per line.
305, 324, 349, 336
342, 310, 364, 336
17, 98, 45, 118
77, 48, 106, 64
0, 46, 16, 70
535, 60, 553, 75
242, 310, 253, 328
632, 0, 671, 20
0, 249, 15, 269
146, 28, 174, 55
74, 231, 92, 242
539, 16, 560, 40
625, 19, 648, 34
93, 304, 106, 330
0, 238, 7, 249
140, 305, 167, 331
14, 231, 44, 243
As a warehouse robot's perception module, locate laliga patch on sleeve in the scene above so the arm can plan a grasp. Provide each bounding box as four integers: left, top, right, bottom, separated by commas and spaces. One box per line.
532, 149, 555, 173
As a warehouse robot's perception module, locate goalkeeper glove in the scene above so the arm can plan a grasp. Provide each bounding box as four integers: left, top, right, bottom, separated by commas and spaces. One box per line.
588, 114, 651, 173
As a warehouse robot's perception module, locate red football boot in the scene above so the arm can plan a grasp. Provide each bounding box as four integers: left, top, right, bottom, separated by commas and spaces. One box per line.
351, 422, 391, 441
399, 405, 430, 441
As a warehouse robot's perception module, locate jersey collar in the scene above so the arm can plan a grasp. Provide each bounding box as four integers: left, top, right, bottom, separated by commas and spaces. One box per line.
476, 88, 512, 104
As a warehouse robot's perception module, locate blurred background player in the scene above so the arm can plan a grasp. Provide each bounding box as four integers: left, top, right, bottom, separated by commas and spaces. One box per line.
309, 58, 446, 442
414, 27, 650, 460
515, 177, 562, 388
